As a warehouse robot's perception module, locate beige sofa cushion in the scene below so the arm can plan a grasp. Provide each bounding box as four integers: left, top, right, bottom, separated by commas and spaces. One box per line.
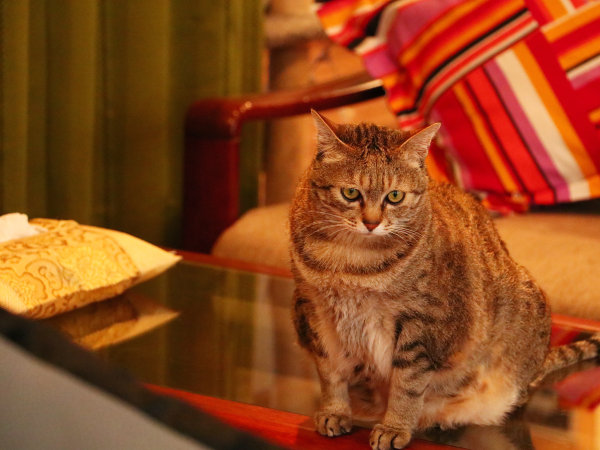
494, 213, 600, 319
213, 203, 600, 320
214, 203, 292, 269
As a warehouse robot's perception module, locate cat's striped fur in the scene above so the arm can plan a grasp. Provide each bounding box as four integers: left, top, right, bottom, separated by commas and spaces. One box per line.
289, 111, 600, 450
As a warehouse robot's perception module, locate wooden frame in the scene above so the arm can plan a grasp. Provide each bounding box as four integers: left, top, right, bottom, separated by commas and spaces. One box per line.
183, 72, 385, 253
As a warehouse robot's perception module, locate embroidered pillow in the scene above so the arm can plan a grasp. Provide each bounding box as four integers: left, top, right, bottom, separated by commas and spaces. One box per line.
0, 219, 180, 318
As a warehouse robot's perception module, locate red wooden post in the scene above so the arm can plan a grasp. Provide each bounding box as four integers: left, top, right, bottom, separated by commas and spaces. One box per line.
182, 73, 385, 253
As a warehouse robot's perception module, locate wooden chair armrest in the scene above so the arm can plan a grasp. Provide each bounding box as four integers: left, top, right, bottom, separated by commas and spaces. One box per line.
183, 72, 385, 253
185, 72, 384, 138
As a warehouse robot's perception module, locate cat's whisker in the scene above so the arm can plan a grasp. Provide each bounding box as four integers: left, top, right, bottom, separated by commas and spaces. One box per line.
392, 232, 421, 243
391, 225, 422, 239
387, 228, 422, 245
318, 211, 348, 221
300, 222, 350, 239
299, 224, 339, 238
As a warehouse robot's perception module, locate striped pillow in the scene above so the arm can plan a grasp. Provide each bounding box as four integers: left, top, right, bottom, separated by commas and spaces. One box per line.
315, 0, 600, 212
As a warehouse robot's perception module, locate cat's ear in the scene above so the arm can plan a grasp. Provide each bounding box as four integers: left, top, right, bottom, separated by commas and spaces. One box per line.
311, 109, 340, 145
311, 109, 351, 162
399, 122, 441, 168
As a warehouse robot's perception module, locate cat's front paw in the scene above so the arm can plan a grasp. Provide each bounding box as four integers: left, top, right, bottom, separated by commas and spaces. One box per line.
369, 424, 411, 450
314, 411, 352, 437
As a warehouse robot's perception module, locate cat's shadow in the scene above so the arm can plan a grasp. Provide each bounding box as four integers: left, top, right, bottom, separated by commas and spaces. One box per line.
348, 360, 597, 449
414, 360, 599, 450
417, 408, 535, 450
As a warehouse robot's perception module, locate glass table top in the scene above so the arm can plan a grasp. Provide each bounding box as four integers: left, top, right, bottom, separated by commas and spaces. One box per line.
98, 259, 320, 417
46, 258, 600, 450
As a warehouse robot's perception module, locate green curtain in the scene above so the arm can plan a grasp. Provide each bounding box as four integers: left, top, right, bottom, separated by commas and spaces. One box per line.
0, 0, 263, 247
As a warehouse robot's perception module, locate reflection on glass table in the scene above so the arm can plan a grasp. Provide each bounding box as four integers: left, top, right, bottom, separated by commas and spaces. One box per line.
49, 255, 600, 449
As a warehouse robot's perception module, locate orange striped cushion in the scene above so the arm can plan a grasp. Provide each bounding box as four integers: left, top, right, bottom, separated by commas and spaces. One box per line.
316, 0, 600, 211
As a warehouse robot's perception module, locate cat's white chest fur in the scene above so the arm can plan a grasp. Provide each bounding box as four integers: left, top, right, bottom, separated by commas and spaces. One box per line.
318, 291, 395, 380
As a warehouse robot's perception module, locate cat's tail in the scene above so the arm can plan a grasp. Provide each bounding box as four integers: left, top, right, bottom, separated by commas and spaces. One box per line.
530, 332, 600, 388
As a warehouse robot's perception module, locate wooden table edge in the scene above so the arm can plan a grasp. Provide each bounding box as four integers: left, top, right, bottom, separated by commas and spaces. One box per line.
146, 385, 456, 450
170, 249, 293, 278
167, 251, 600, 331
168, 251, 600, 334
551, 313, 600, 332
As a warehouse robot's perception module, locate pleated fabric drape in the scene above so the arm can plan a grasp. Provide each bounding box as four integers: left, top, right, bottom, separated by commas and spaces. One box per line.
0, 0, 263, 246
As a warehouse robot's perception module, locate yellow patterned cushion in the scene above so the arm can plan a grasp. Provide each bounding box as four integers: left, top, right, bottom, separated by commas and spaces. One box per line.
0, 219, 180, 319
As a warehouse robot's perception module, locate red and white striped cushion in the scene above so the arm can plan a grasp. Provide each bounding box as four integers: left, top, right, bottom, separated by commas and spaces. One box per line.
316, 0, 600, 212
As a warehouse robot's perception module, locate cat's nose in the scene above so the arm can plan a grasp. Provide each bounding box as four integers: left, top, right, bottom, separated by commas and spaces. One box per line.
363, 221, 380, 232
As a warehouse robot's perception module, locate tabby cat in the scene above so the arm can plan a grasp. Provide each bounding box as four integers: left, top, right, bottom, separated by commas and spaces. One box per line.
289, 110, 600, 450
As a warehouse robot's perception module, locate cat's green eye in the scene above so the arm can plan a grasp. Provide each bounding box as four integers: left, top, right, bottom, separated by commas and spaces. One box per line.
341, 187, 361, 201
386, 190, 405, 204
